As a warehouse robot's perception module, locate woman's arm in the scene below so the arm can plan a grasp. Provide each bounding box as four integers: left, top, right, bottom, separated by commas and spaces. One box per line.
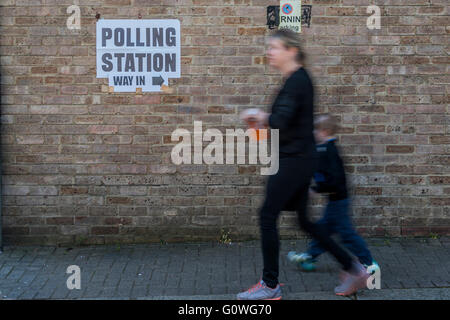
239, 72, 306, 129
267, 75, 303, 130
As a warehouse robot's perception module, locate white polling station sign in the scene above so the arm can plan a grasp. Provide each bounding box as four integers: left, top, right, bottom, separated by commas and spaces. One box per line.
96, 19, 181, 92
279, 1, 302, 33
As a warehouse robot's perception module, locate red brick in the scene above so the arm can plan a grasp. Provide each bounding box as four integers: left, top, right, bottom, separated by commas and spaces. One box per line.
386, 146, 415, 153
354, 187, 382, 196
429, 176, 450, 185
46, 217, 74, 225
91, 226, 119, 235
31, 66, 57, 74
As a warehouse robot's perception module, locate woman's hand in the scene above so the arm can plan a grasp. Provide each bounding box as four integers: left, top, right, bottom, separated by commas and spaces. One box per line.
240, 108, 270, 127
255, 111, 270, 127
239, 108, 259, 122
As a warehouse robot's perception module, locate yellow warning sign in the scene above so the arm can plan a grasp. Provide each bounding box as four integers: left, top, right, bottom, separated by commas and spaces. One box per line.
279, 0, 302, 33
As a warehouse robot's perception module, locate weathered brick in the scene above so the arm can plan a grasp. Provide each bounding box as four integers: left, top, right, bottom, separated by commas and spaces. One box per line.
46, 217, 74, 225
91, 226, 119, 235
429, 176, 450, 185
386, 146, 415, 153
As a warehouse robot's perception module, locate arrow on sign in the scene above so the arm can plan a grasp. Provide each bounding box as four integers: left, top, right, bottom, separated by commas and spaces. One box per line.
152, 75, 165, 86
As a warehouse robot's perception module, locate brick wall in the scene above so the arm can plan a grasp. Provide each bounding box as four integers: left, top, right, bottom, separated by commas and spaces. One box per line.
0, 0, 448, 245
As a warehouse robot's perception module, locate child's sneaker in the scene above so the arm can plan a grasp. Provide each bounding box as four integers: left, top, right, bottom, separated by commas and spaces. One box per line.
363, 260, 380, 275
287, 251, 317, 271
237, 280, 282, 300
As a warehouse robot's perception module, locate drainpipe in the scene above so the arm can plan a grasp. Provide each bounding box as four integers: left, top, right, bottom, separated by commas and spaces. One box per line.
0, 84, 3, 253
0, 151, 2, 253
0, 147, 2, 253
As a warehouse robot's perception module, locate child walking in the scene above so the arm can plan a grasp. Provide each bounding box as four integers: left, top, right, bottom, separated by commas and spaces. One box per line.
288, 114, 379, 287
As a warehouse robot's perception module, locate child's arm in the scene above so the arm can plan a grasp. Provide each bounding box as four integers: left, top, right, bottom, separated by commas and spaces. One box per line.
312, 143, 345, 193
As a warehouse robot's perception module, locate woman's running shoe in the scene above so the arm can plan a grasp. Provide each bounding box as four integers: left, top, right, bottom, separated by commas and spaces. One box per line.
237, 280, 282, 300
334, 261, 370, 296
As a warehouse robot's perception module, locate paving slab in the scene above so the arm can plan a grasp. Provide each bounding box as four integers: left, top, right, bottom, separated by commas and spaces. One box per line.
0, 237, 448, 300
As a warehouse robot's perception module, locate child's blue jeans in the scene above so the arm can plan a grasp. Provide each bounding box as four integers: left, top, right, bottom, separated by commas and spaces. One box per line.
307, 198, 373, 266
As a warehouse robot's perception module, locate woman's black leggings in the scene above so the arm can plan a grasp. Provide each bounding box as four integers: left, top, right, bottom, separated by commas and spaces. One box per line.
260, 155, 354, 288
